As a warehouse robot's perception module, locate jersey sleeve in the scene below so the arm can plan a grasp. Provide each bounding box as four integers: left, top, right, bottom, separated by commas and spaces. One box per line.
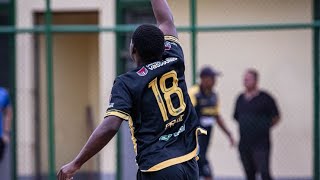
267, 94, 280, 118
233, 95, 241, 120
105, 78, 132, 121
162, 35, 184, 61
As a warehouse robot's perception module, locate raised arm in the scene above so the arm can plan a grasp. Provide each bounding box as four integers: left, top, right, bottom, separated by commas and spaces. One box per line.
151, 0, 177, 37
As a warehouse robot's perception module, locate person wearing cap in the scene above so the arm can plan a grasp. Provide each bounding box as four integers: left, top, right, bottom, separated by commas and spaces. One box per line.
189, 66, 235, 180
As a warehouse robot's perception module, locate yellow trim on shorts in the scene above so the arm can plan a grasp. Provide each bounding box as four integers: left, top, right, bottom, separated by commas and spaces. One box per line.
141, 128, 207, 172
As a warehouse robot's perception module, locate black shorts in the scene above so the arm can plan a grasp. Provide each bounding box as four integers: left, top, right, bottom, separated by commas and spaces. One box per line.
0, 138, 6, 162
137, 158, 199, 180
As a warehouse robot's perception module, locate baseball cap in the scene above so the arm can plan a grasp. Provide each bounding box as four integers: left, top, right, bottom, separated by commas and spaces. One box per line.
200, 66, 221, 77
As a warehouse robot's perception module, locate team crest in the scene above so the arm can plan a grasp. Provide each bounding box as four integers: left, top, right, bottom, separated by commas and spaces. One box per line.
136, 66, 148, 76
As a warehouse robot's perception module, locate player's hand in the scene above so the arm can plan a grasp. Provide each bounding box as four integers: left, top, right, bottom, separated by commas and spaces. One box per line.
57, 161, 80, 180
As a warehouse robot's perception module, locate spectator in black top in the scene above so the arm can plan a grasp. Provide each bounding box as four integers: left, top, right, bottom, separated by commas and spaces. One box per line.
233, 69, 280, 180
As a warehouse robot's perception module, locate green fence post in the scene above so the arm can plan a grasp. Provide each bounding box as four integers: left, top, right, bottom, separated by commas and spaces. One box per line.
313, 1, 320, 179
9, 0, 17, 180
45, 0, 56, 179
190, 0, 197, 84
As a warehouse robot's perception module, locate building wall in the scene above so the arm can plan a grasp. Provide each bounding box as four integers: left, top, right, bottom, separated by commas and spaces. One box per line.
16, 0, 116, 178
16, 0, 312, 179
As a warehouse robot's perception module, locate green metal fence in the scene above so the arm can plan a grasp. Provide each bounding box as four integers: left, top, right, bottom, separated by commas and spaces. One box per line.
0, 0, 319, 180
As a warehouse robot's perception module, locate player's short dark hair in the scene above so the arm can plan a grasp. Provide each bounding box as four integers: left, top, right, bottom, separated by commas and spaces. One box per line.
247, 68, 259, 81
132, 24, 165, 63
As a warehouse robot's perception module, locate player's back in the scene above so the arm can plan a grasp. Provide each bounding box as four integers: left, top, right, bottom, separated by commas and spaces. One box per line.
106, 36, 204, 172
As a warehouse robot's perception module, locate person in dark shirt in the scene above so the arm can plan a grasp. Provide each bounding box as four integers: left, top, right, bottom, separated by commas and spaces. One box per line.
57, 1, 205, 180
233, 69, 280, 180
189, 67, 235, 180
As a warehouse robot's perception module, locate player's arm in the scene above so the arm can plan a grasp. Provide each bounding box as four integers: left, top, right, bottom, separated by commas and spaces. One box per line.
57, 116, 123, 180
216, 115, 235, 147
271, 115, 280, 127
151, 0, 177, 37
269, 95, 280, 127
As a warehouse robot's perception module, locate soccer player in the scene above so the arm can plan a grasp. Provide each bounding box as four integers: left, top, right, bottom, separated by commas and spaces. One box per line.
57, 0, 205, 180
189, 66, 235, 180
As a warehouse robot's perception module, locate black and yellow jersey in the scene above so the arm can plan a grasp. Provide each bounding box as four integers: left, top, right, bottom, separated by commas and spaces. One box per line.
106, 36, 206, 172
188, 85, 220, 127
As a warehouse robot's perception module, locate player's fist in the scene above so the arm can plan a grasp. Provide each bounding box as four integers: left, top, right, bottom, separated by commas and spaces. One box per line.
57, 161, 80, 180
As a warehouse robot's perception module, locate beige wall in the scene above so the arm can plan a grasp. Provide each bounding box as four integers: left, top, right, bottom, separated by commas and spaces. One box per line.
38, 12, 100, 174
39, 32, 100, 172
17, 0, 116, 177
169, 0, 312, 177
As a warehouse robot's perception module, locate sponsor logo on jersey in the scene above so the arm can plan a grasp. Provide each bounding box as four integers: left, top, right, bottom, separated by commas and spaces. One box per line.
164, 41, 172, 50
136, 66, 149, 76
159, 124, 186, 141
146, 57, 178, 70
108, 103, 114, 108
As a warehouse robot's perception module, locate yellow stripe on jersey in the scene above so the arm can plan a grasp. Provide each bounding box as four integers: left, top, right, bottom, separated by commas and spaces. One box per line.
164, 35, 181, 46
105, 109, 138, 154
105, 109, 130, 121
141, 127, 207, 172
128, 116, 138, 154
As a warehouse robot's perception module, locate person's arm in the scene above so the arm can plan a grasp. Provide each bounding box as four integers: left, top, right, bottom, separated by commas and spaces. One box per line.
268, 94, 280, 127
57, 116, 123, 180
216, 115, 235, 147
151, 0, 177, 37
271, 115, 280, 127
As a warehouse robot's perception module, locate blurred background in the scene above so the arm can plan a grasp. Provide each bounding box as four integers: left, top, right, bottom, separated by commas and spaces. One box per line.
0, 0, 318, 180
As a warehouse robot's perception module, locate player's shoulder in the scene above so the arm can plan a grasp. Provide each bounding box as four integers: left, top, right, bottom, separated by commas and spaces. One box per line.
115, 66, 151, 89
164, 35, 181, 47
259, 90, 275, 100
163, 35, 184, 61
118, 66, 151, 80
188, 84, 200, 96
